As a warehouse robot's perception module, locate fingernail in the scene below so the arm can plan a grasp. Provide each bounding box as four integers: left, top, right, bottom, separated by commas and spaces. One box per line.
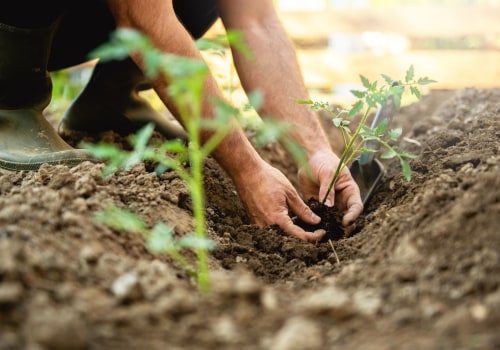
311, 212, 321, 223
324, 199, 333, 207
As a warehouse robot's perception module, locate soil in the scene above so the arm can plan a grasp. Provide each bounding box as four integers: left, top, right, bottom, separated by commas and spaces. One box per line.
1, 88, 499, 350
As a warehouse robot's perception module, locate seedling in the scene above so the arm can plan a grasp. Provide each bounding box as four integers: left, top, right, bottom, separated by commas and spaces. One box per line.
84, 28, 257, 292
94, 204, 215, 278
298, 65, 435, 205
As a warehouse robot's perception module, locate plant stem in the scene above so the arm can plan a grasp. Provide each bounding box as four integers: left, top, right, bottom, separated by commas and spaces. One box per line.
321, 107, 373, 205
188, 138, 210, 293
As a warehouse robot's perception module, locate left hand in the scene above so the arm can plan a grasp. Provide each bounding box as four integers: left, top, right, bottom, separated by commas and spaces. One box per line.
297, 149, 363, 227
232, 159, 326, 241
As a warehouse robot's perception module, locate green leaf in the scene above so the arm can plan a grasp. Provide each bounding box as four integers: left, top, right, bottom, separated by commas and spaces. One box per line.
360, 124, 374, 137
388, 127, 403, 140
130, 123, 155, 150
160, 140, 187, 153
358, 147, 377, 154
381, 74, 393, 85
348, 100, 364, 118
417, 77, 437, 85
82, 142, 122, 159
405, 65, 415, 83
399, 150, 418, 159
360, 74, 371, 89
95, 206, 147, 233
196, 37, 226, 56
400, 159, 412, 181
374, 118, 389, 136
410, 86, 421, 99
332, 117, 343, 127
365, 94, 379, 109
148, 223, 175, 253
247, 90, 264, 111
389, 84, 404, 109
226, 30, 253, 60
350, 89, 366, 98
179, 235, 216, 250
381, 149, 397, 159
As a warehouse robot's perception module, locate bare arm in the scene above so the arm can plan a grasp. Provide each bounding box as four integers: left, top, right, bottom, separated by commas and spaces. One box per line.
105, 0, 325, 240
218, 0, 363, 224
217, 0, 331, 157
105, 0, 263, 183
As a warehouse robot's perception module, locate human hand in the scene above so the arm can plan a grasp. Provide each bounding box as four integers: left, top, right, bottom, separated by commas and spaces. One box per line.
298, 149, 363, 227
232, 160, 327, 242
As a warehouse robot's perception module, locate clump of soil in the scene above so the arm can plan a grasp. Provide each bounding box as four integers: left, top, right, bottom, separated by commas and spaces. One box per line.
1, 88, 499, 350
293, 198, 346, 241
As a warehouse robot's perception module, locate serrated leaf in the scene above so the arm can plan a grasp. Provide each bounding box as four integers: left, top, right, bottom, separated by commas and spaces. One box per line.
332, 117, 343, 127
348, 100, 364, 118
360, 124, 374, 136
350, 89, 366, 98
179, 235, 216, 250
381, 149, 397, 159
417, 77, 437, 85
160, 140, 187, 153
399, 150, 418, 159
374, 118, 389, 136
381, 74, 393, 85
410, 86, 421, 99
365, 94, 378, 109
360, 75, 371, 89
95, 206, 146, 233
405, 65, 415, 83
388, 127, 403, 140
130, 123, 155, 150
359, 147, 377, 153
401, 159, 412, 181
148, 223, 175, 253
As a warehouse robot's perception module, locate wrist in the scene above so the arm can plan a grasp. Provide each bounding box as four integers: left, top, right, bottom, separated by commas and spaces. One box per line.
211, 129, 266, 183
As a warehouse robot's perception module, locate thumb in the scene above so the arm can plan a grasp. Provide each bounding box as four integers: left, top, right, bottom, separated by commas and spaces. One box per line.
319, 181, 335, 208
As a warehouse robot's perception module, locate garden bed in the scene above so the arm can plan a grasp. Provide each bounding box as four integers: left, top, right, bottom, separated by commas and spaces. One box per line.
0, 88, 499, 349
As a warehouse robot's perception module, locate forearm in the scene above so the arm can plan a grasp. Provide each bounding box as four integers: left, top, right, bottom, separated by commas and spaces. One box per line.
219, 3, 331, 157
106, 0, 265, 181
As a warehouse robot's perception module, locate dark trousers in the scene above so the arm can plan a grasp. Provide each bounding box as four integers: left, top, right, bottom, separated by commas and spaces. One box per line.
0, 0, 219, 71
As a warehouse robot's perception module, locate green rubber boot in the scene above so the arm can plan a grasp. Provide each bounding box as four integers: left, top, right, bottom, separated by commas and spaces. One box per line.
58, 57, 187, 141
0, 21, 95, 171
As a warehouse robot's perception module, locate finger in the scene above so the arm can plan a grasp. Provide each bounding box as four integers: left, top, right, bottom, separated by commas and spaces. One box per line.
342, 201, 363, 226
286, 191, 321, 226
279, 217, 326, 242
319, 181, 335, 208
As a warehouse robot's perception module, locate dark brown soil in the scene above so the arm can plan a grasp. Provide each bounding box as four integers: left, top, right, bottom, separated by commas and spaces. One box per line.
293, 198, 347, 241
1, 88, 499, 350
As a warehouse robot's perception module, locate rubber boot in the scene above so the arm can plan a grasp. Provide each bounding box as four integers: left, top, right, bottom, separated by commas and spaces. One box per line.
58, 57, 188, 141
0, 21, 95, 171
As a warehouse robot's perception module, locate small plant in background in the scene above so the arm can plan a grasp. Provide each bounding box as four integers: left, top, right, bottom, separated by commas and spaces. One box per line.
298, 65, 435, 205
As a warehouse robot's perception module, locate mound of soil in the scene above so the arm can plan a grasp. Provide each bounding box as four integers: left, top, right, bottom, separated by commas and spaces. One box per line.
0, 88, 499, 350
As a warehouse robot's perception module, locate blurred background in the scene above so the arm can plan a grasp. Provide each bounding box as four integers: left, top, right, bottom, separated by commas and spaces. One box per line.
205, 0, 500, 105
268, 0, 500, 104
50, 0, 500, 113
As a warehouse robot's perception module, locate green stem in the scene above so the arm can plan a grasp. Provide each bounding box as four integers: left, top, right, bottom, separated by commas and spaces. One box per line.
184, 87, 210, 293
321, 107, 373, 205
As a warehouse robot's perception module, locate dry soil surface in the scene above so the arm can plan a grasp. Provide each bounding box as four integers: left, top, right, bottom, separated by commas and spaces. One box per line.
0, 88, 499, 350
